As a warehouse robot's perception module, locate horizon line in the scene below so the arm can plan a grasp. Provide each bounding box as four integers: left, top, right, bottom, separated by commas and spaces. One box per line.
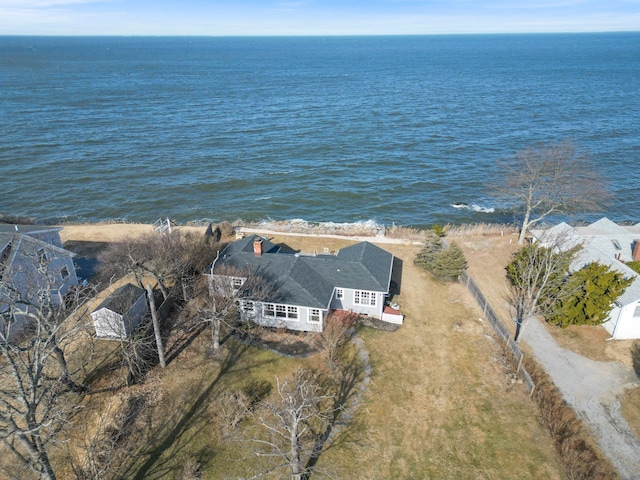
1, 30, 639, 38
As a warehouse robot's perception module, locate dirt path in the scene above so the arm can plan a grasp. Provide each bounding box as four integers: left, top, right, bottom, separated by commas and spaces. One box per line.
523, 318, 640, 479
458, 234, 640, 479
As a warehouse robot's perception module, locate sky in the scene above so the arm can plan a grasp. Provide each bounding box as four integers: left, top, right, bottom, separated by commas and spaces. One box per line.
0, 0, 639, 36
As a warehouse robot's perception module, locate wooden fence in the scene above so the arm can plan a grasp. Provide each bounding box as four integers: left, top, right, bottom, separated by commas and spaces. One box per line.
460, 270, 535, 395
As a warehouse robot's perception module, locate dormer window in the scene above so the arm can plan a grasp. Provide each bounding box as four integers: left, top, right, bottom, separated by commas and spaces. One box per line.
611, 240, 622, 250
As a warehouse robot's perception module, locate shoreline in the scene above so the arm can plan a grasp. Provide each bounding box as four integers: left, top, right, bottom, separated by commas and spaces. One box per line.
48, 218, 517, 245
56, 222, 422, 245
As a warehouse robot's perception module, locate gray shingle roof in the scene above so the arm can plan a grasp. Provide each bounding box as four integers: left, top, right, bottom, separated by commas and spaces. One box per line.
0, 225, 62, 235
210, 235, 394, 309
94, 283, 146, 315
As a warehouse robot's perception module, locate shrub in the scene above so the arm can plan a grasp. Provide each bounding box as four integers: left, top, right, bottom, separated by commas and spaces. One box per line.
431, 223, 446, 237
415, 235, 467, 281
430, 242, 467, 280
218, 221, 234, 237
547, 262, 633, 327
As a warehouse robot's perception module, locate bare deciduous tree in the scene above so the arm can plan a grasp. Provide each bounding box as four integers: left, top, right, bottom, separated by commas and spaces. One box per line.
98, 232, 219, 302
199, 265, 271, 352
145, 283, 166, 368
64, 396, 144, 480
313, 313, 356, 371
506, 233, 580, 341
247, 368, 337, 480
0, 278, 94, 479
495, 141, 609, 244
117, 328, 157, 387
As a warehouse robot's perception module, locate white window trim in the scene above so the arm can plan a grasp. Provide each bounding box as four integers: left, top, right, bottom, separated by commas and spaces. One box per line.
240, 300, 255, 315
309, 308, 321, 323
354, 290, 376, 307
261, 302, 300, 321
336, 288, 344, 300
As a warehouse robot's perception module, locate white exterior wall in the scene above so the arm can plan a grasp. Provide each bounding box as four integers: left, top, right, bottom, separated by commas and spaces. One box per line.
331, 288, 384, 319
240, 301, 325, 333
91, 293, 147, 339
92, 308, 126, 338
604, 301, 640, 339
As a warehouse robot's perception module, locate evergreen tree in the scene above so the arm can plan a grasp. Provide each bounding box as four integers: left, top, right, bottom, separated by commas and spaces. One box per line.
506, 243, 576, 311
414, 235, 467, 281
414, 234, 441, 273
505, 240, 578, 341
547, 262, 633, 327
431, 242, 467, 280
626, 261, 640, 275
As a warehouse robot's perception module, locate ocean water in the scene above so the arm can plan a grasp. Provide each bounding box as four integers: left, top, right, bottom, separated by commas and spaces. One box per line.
1, 34, 639, 229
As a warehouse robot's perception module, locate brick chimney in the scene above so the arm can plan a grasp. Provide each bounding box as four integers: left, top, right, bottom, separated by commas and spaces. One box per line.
633, 240, 640, 262
253, 238, 263, 257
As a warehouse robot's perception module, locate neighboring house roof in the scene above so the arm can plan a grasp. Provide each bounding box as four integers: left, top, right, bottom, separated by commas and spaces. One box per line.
209, 235, 394, 309
0, 225, 63, 234
0, 232, 76, 285
532, 217, 640, 307
0, 225, 65, 248
94, 283, 146, 315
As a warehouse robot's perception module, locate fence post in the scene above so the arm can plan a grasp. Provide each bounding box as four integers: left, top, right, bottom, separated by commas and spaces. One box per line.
461, 269, 536, 394
516, 351, 524, 373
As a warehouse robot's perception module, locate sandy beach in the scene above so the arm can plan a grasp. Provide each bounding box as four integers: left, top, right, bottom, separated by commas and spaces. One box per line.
58, 223, 207, 243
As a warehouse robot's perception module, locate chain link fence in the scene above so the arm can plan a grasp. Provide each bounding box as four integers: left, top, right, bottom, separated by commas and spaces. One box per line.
461, 270, 535, 395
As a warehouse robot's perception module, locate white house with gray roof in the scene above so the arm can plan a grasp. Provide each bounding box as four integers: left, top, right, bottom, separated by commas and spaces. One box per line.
0, 225, 78, 339
532, 218, 640, 339
206, 235, 399, 333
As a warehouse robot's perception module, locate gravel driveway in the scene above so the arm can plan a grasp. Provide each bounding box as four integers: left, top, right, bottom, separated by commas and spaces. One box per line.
523, 318, 640, 480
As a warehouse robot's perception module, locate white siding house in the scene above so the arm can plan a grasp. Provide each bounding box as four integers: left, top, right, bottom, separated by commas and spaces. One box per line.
532, 218, 640, 339
206, 235, 400, 333
91, 283, 148, 339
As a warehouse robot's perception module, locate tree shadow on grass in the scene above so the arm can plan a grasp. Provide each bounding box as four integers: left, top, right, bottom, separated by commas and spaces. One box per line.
164, 323, 207, 365
126, 339, 279, 480
303, 348, 366, 479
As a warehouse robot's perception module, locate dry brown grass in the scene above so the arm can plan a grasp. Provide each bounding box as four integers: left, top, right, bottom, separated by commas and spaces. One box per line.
384, 223, 428, 241
445, 223, 518, 238
38, 230, 566, 479
621, 386, 640, 439
316, 242, 564, 479
543, 322, 636, 367
524, 357, 620, 480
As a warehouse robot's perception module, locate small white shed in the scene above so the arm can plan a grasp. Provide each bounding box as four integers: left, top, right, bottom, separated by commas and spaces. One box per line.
91, 283, 148, 339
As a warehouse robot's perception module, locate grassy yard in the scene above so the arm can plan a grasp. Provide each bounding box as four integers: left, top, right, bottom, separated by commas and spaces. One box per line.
316, 242, 564, 479
39, 234, 567, 479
